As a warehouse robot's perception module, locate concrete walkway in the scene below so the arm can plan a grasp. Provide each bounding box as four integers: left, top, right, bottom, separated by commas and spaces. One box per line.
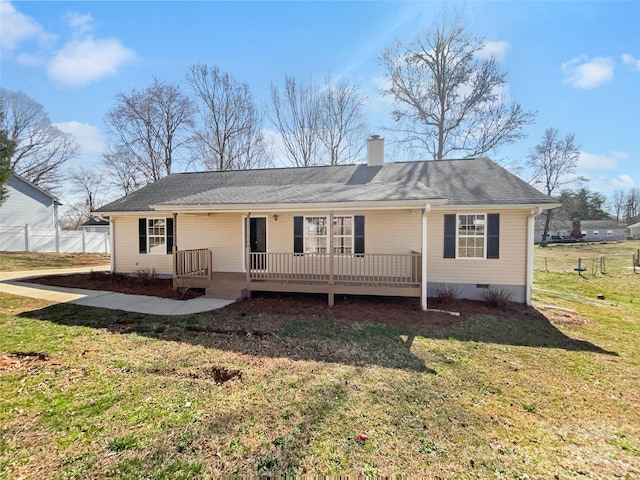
0, 266, 234, 315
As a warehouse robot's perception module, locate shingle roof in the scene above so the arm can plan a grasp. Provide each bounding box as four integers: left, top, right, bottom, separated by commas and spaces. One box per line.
96, 158, 556, 213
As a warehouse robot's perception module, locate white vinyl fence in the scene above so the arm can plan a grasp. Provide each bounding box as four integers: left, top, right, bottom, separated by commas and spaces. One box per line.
0, 225, 110, 254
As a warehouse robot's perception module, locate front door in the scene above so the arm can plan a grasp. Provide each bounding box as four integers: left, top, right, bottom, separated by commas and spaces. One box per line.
250, 217, 267, 270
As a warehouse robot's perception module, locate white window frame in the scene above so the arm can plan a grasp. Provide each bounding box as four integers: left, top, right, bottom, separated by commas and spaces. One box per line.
303, 215, 355, 255
332, 216, 353, 255
147, 218, 167, 255
593, 230, 599, 236
456, 213, 486, 259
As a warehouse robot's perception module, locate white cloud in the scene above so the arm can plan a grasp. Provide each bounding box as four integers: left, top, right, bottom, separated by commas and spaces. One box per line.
561, 55, 614, 89
611, 174, 635, 189
578, 151, 628, 170
621, 53, 640, 72
54, 121, 106, 155
0, 1, 51, 51
65, 12, 95, 34
47, 36, 135, 86
16, 51, 46, 67
583, 173, 636, 193
477, 41, 510, 63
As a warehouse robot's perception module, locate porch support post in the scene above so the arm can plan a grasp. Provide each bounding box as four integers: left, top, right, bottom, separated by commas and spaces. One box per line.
245, 213, 251, 282
421, 204, 431, 311
526, 207, 543, 306
328, 211, 334, 285
172, 212, 178, 288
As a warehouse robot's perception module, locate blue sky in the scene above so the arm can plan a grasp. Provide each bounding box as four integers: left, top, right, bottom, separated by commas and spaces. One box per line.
1, 0, 638, 207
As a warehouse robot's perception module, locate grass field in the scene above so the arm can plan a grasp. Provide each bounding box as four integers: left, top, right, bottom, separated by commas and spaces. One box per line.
0, 252, 109, 272
1, 244, 639, 478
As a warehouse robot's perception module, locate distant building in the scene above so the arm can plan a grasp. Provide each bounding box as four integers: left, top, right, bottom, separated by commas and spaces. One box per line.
628, 221, 640, 240
535, 218, 626, 243
81, 218, 110, 234
0, 173, 61, 229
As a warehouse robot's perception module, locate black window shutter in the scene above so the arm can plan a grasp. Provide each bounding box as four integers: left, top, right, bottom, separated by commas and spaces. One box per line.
354, 215, 365, 254
138, 218, 147, 254
444, 214, 456, 258
487, 213, 500, 259
293, 216, 304, 253
166, 217, 174, 254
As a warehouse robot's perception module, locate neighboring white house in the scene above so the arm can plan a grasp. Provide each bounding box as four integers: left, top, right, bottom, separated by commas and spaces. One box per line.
535, 218, 626, 243
0, 173, 61, 229
81, 218, 110, 234
628, 221, 640, 239
95, 136, 560, 307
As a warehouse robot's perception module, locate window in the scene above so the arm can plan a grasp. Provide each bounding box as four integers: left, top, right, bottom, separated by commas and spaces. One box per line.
332, 216, 353, 254
606, 230, 613, 236
444, 213, 499, 259
304, 216, 328, 254
457, 214, 485, 258
593, 230, 599, 236
147, 219, 166, 254
294, 215, 364, 254
138, 217, 174, 254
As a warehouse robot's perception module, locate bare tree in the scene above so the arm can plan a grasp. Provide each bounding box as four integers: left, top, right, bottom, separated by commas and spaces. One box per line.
527, 128, 584, 246
269, 75, 321, 167
318, 76, 368, 165
69, 165, 105, 214
105, 78, 194, 186
188, 64, 269, 171
380, 18, 535, 160
611, 189, 627, 224
101, 145, 145, 196
0, 88, 79, 191
625, 188, 640, 225
58, 201, 90, 231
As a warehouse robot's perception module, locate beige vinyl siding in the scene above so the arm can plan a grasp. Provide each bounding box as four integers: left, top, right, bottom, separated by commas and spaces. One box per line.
177, 213, 244, 272
427, 209, 528, 286
113, 216, 173, 274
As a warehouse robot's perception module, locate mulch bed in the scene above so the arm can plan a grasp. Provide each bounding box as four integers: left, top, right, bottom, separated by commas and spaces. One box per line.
20, 273, 547, 325
22, 272, 205, 300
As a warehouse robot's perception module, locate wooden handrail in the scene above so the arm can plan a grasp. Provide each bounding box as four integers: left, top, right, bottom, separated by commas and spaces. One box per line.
248, 252, 421, 286
175, 248, 211, 279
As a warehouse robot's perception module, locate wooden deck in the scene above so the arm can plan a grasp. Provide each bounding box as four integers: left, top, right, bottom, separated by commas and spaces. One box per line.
174, 249, 422, 303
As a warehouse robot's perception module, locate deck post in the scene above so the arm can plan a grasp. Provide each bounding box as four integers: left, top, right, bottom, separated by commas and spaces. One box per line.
329, 211, 334, 285
421, 204, 430, 311
245, 213, 251, 282
172, 212, 178, 288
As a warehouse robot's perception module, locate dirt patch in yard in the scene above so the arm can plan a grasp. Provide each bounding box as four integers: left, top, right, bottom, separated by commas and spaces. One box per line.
23, 272, 205, 300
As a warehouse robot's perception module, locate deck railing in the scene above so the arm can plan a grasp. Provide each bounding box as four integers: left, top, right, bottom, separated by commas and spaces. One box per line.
249, 252, 421, 287
175, 248, 212, 279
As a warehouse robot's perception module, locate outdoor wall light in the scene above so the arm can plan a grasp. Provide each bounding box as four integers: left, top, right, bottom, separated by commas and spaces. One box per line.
273, 214, 278, 222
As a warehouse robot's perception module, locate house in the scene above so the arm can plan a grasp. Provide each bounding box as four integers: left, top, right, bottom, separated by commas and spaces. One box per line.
0, 173, 61, 229
628, 221, 640, 240
535, 218, 626, 243
81, 218, 110, 234
95, 136, 559, 309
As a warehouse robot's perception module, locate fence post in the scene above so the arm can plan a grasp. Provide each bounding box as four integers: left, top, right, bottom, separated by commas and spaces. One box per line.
24, 224, 30, 251
82, 230, 86, 253
55, 228, 60, 253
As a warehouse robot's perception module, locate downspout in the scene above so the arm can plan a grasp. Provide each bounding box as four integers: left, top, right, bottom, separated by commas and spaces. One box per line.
526, 207, 544, 306
109, 218, 115, 272
421, 204, 431, 311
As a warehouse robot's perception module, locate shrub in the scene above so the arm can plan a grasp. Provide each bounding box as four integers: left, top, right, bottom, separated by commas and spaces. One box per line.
482, 287, 513, 310
434, 284, 460, 305
134, 267, 159, 284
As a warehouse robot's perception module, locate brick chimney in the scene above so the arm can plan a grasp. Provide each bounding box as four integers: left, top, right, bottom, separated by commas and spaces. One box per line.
367, 135, 384, 166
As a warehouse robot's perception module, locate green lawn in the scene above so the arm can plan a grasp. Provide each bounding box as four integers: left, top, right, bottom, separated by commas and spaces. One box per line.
0, 244, 639, 478
0, 252, 110, 272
